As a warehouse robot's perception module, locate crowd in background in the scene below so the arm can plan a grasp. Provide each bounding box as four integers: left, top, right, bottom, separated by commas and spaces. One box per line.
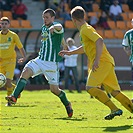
0, 0, 28, 20
32, 0, 133, 28
1, 0, 133, 27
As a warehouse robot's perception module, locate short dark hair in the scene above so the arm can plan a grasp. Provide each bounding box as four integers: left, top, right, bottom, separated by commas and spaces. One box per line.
43, 8, 56, 17
70, 6, 85, 20
0, 17, 10, 23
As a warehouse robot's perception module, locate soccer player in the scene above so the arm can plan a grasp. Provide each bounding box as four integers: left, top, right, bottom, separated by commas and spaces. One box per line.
5, 9, 73, 117
122, 18, 133, 80
0, 17, 26, 106
59, 6, 133, 120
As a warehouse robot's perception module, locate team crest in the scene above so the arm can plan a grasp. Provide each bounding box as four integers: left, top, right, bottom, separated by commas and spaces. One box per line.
41, 31, 49, 42
7, 37, 12, 42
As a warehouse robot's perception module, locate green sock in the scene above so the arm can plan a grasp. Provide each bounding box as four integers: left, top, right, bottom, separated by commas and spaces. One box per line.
59, 90, 69, 106
12, 78, 27, 99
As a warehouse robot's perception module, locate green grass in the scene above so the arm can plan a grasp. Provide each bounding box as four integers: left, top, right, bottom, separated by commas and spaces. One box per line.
0, 90, 133, 133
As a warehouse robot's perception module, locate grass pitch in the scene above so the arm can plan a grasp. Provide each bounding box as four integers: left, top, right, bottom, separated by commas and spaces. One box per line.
0, 90, 133, 133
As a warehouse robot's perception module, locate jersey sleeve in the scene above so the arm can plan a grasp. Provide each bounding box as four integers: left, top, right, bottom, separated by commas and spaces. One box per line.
14, 33, 23, 49
53, 22, 64, 34
122, 33, 129, 47
81, 26, 101, 42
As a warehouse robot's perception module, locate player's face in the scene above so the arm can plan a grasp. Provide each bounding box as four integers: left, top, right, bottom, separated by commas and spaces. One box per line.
42, 13, 54, 26
0, 21, 10, 31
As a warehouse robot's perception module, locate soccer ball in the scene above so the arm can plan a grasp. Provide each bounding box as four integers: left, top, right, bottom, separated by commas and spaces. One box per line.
0, 73, 6, 88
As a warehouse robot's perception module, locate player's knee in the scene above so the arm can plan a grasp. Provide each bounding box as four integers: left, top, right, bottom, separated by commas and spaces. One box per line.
86, 86, 92, 91
5, 79, 12, 88
20, 67, 33, 79
86, 86, 96, 94
111, 90, 120, 97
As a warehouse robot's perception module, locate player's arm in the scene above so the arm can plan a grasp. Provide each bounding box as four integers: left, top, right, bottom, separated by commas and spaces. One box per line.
49, 23, 62, 33
59, 45, 84, 57
122, 33, 131, 56
61, 38, 69, 50
18, 47, 26, 64
123, 46, 131, 56
92, 38, 103, 71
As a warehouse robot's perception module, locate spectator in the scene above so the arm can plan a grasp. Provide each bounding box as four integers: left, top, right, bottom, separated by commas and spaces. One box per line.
59, 0, 71, 24
79, 0, 94, 12
109, 0, 123, 22
100, 0, 112, 15
89, 16, 98, 29
12, 0, 28, 20
98, 11, 110, 30
64, 38, 81, 93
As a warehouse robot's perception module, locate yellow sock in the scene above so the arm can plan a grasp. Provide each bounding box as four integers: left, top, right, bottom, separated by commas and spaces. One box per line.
7, 86, 14, 96
11, 83, 16, 89
6, 83, 16, 96
87, 88, 118, 111
114, 92, 133, 113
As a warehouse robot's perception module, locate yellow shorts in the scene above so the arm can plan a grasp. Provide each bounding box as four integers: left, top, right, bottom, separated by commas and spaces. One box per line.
86, 61, 120, 93
0, 58, 16, 80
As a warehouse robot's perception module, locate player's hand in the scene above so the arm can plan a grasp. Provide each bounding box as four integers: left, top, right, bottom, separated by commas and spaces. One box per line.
18, 57, 26, 64
58, 50, 70, 57
92, 60, 99, 72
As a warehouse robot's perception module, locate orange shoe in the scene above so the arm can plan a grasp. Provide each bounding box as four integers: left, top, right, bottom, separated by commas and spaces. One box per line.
5, 96, 17, 104
65, 102, 73, 117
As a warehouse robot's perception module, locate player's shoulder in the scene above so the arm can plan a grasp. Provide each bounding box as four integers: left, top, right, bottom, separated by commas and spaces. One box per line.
8, 30, 18, 36
126, 29, 133, 33
125, 29, 133, 35
81, 23, 93, 34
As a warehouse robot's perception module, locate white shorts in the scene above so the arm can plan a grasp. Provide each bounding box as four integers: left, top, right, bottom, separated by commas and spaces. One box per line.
24, 57, 59, 85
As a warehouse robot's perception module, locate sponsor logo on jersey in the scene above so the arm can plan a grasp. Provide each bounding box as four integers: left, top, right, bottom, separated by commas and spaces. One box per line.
0, 43, 10, 49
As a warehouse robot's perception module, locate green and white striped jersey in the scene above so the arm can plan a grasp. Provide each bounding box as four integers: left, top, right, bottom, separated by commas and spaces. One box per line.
122, 29, 133, 63
38, 22, 64, 62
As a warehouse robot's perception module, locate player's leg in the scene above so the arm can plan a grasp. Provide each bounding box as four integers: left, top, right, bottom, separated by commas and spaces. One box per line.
45, 61, 73, 117
5, 67, 33, 104
3, 59, 16, 106
86, 62, 123, 120
12, 67, 33, 99
4, 58, 16, 96
104, 65, 133, 113
87, 86, 119, 111
50, 84, 73, 117
5, 59, 42, 103
112, 90, 133, 113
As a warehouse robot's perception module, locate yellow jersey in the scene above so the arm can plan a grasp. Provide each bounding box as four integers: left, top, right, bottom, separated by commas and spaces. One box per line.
80, 23, 115, 68
0, 30, 23, 59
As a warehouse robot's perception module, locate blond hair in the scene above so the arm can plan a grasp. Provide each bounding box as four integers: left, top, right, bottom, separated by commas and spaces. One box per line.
70, 6, 85, 21
0, 17, 10, 23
